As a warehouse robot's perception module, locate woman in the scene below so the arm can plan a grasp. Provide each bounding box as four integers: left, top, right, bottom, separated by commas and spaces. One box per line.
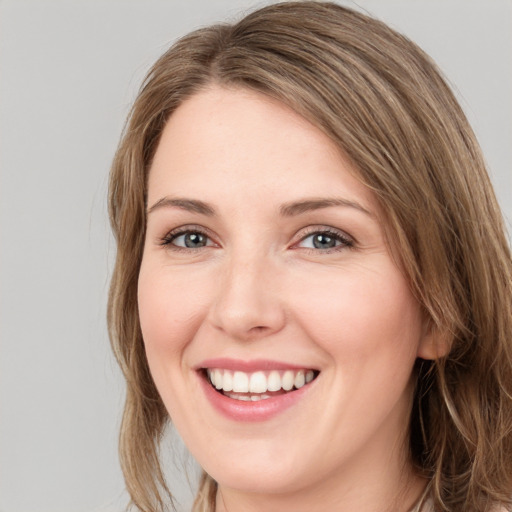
107, 2, 512, 511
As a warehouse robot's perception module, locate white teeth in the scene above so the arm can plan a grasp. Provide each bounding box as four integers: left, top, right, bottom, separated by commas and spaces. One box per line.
207, 368, 317, 395
267, 370, 281, 392
213, 369, 223, 390
225, 392, 271, 401
282, 370, 294, 391
294, 370, 305, 389
222, 371, 233, 392
249, 371, 267, 393
232, 371, 249, 393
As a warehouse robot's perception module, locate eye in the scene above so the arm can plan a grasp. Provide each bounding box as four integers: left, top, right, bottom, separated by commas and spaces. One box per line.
295, 228, 354, 252
161, 228, 215, 250
173, 232, 210, 248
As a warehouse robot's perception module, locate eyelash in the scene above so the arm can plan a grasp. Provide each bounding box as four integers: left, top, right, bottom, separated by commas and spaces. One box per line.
159, 225, 355, 253
295, 226, 354, 253
159, 225, 216, 252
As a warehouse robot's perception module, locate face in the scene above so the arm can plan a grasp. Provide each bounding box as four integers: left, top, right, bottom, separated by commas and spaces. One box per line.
138, 86, 429, 497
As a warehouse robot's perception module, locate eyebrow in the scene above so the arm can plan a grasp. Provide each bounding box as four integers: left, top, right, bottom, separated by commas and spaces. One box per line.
147, 197, 216, 216
280, 198, 373, 217
147, 196, 372, 217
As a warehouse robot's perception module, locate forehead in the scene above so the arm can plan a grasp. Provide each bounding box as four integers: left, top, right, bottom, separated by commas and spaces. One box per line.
147, 86, 375, 214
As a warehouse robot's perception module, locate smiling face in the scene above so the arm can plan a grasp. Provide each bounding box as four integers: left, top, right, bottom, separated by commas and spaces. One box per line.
138, 86, 429, 507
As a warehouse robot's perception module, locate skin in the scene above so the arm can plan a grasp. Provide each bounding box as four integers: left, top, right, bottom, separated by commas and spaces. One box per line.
138, 86, 432, 512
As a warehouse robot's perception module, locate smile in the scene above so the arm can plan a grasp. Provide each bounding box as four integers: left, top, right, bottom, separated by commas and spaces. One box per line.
206, 368, 317, 401
196, 359, 320, 421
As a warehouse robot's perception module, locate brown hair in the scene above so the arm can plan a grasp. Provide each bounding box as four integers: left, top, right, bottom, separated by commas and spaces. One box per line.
108, 2, 512, 511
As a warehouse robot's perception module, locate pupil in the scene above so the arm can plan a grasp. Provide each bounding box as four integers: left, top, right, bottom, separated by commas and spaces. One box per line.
185, 233, 206, 248
313, 234, 335, 249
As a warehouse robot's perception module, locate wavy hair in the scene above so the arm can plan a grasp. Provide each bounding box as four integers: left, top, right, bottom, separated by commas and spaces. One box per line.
108, 2, 512, 511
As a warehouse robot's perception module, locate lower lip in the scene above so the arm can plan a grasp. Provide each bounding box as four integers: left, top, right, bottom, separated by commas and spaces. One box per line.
199, 372, 314, 422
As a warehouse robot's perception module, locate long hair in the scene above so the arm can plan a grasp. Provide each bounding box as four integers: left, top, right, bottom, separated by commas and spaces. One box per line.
107, 2, 512, 511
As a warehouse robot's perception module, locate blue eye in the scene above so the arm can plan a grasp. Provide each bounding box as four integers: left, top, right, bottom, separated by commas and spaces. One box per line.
297, 230, 353, 251
162, 230, 213, 249
160, 227, 353, 252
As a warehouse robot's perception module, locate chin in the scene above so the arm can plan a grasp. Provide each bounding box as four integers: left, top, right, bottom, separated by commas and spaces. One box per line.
213, 466, 308, 495
197, 440, 318, 495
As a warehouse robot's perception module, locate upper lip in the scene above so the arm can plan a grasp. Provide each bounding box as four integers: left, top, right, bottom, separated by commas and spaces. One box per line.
195, 358, 318, 372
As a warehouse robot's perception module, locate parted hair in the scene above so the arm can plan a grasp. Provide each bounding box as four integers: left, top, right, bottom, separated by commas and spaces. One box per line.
107, 2, 512, 511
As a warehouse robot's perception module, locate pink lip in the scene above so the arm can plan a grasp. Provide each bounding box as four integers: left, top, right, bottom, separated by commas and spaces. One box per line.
196, 358, 313, 372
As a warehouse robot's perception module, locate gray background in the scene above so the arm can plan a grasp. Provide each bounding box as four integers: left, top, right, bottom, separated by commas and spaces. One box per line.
1, 1, 510, 511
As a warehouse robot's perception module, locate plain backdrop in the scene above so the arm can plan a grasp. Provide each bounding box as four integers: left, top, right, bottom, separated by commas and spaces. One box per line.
1, 1, 510, 511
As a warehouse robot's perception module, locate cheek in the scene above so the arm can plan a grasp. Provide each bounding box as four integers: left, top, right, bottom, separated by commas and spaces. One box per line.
291, 263, 422, 369
137, 263, 210, 364
288, 264, 422, 450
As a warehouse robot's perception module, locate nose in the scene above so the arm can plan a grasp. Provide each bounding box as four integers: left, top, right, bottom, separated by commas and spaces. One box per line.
208, 252, 286, 341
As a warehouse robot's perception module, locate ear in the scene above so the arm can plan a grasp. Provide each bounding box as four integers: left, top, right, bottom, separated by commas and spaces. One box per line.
417, 320, 452, 360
